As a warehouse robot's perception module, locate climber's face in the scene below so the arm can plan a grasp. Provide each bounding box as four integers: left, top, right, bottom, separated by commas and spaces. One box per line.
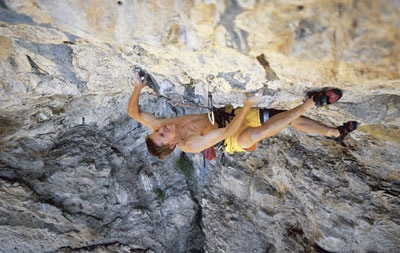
149, 124, 176, 148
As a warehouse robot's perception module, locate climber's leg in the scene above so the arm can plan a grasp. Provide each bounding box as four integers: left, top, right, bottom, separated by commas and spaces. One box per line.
237, 88, 344, 149
289, 116, 340, 137
237, 98, 315, 149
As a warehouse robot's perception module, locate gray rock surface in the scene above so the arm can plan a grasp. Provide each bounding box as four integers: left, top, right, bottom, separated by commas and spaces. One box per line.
0, 0, 399, 252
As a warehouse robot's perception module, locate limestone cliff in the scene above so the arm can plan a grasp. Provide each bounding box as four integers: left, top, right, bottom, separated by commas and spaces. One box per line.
0, 0, 399, 252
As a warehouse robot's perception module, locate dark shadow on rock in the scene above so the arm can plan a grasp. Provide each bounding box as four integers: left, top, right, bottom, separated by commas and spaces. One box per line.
0, 6, 34, 25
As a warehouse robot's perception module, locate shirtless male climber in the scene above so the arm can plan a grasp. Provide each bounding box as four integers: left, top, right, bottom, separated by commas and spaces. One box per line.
127, 74, 357, 160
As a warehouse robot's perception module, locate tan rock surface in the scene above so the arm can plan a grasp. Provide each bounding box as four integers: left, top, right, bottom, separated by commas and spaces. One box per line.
0, 0, 399, 252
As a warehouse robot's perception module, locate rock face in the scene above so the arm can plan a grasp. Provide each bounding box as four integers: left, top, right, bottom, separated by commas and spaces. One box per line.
0, 0, 399, 252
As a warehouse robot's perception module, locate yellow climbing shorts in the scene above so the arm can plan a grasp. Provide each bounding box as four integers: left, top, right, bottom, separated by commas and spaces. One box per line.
224, 107, 261, 154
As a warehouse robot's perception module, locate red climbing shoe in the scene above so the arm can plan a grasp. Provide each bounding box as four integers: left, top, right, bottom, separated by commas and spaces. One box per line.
334, 121, 358, 142
308, 88, 343, 107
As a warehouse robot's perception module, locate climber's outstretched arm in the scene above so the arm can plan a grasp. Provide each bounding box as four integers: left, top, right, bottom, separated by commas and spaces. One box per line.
127, 78, 162, 132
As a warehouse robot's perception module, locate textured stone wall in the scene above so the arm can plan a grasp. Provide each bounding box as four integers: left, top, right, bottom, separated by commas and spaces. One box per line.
0, 0, 399, 252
